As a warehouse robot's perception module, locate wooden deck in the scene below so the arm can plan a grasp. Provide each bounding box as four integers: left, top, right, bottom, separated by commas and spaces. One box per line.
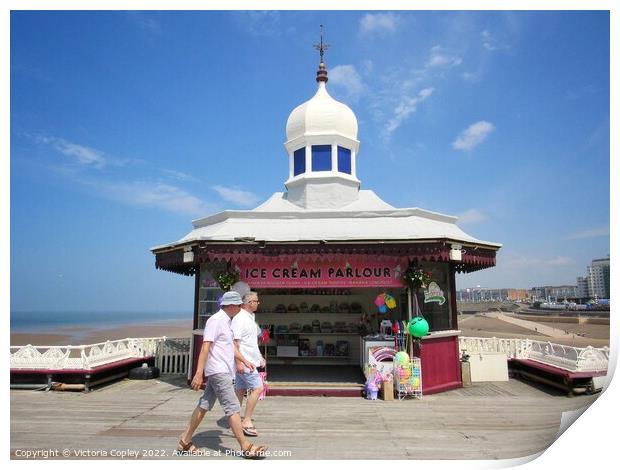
10, 376, 600, 460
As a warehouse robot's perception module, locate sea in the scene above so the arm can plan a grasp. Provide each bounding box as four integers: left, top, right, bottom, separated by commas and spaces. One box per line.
10, 310, 191, 333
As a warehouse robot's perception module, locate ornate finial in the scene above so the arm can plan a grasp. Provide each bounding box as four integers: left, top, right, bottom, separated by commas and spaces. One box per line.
313, 24, 330, 83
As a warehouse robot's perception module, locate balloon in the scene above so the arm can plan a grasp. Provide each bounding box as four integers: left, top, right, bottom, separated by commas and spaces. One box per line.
379, 304, 387, 313
232, 281, 251, 296
408, 316, 429, 338
394, 351, 410, 365
374, 294, 385, 307
384, 294, 397, 309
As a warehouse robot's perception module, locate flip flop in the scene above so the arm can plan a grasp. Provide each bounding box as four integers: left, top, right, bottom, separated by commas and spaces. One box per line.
242, 425, 258, 437
177, 437, 198, 452
242, 443, 268, 459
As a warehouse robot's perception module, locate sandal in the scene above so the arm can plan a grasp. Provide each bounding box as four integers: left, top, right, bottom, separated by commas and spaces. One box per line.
242, 443, 268, 459
242, 425, 258, 437
177, 437, 198, 452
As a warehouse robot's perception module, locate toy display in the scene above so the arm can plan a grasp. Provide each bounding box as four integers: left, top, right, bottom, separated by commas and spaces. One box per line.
394, 357, 422, 400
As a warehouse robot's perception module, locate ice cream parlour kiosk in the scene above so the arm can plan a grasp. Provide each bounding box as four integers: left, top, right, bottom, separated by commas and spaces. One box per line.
151, 49, 501, 395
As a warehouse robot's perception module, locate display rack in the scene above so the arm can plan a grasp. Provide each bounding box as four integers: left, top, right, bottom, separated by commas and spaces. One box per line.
394, 357, 422, 400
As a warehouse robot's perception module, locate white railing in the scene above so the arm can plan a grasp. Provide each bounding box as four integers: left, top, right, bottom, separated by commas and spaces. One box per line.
10, 337, 164, 371
155, 337, 191, 375
459, 336, 609, 373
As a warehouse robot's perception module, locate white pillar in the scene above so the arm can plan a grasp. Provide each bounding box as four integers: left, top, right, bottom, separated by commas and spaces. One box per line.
288, 152, 294, 179
306, 144, 312, 173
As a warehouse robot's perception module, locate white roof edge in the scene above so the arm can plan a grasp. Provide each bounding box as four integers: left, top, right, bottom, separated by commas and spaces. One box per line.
191, 206, 458, 229
151, 236, 502, 253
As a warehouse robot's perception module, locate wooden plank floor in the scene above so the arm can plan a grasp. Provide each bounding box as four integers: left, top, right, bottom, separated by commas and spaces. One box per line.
10, 376, 599, 460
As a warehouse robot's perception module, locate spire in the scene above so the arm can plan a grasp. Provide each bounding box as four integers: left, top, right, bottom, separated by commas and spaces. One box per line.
313, 24, 330, 83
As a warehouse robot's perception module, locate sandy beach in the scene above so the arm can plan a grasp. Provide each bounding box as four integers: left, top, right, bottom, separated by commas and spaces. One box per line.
10, 319, 193, 347
458, 314, 610, 348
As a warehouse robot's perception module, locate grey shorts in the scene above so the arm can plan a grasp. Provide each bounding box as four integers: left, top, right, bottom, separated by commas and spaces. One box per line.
198, 373, 241, 416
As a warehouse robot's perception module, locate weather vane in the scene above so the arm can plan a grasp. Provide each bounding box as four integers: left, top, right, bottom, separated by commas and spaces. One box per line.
313, 24, 330, 63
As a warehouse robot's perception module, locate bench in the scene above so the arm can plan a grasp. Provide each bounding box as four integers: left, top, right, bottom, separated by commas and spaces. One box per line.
509, 358, 606, 396
11, 356, 155, 392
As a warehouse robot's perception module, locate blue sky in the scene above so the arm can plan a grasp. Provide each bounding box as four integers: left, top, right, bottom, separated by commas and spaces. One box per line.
9, 10, 611, 312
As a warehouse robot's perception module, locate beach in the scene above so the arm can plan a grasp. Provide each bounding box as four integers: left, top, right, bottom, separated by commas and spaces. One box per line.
10, 319, 193, 347
458, 313, 610, 348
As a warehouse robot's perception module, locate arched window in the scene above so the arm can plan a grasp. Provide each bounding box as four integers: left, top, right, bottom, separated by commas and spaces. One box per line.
293, 148, 306, 176
311, 145, 331, 171
337, 146, 351, 174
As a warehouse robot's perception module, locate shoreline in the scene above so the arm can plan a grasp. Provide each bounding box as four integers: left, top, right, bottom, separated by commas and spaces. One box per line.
10, 319, 193, 347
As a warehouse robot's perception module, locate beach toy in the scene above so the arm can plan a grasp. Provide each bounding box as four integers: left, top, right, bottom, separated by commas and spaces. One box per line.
259, 328, 271, 344
394, 351, 410, 365
397, 367, 411, 381
366, 382, 379, 400
409, 316, 429, 338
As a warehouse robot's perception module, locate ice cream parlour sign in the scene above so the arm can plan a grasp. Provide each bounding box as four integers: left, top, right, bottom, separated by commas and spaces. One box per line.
235, 258, 407, 288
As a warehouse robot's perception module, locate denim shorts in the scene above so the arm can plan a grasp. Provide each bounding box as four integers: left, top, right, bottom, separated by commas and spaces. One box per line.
234, 371, 264, 391
198, 373, 241, 416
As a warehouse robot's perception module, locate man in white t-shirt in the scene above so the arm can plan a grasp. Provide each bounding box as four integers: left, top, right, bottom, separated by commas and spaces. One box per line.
231, 291, 265, 437
177, 291, 267, 459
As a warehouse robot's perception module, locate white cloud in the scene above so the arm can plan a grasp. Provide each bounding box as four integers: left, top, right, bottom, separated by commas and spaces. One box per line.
127, 12, 162, 34
235, 11, 282, 36
457, 208, 488, 225
38, 136, 107, 169
329, 65, 365, 101
452, 121, 495, 151
361, 59, 374, 75
211, 185, 260, 208
383, 87, 434, 137
481, 29, 510, 52
427, 46, 463, 68
359, 13, 399, 35
566, 226, 610, 240
75, 179, 212, 217
160, 168, 200, 183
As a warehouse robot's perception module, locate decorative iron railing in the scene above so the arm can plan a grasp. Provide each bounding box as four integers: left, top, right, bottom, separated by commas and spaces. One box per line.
10, 337, 164, 372
11, 335, 608, 376
459, 336, 609, 373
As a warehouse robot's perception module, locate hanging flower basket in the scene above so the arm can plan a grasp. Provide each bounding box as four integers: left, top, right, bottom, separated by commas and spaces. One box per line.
216, 271, 239, 291
402, 266, 433, 290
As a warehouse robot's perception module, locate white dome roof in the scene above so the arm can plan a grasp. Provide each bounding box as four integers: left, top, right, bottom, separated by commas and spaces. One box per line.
286, 82, 358, 142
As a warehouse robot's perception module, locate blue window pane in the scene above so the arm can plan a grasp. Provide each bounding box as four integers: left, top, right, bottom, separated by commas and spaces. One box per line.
311, 145, 332, 171
293, 148, 306, 176
337, 146, 351, 174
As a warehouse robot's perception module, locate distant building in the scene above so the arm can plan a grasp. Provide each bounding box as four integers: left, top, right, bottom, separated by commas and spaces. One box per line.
576, 276, 589, 299
457, 287, 527, 302
529, 285, 578, 302
586, 257, 610, 299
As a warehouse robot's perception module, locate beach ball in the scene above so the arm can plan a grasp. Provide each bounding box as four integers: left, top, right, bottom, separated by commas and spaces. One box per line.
394, 351, 410, 365
408, 316, 429, 338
